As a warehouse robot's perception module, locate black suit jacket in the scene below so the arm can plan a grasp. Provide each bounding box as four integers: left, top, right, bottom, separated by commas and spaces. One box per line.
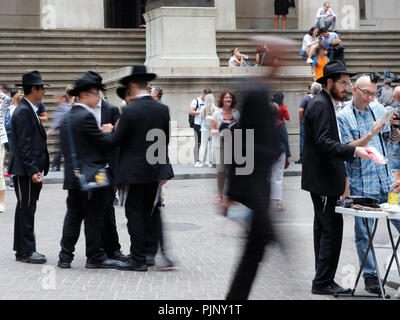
111, 96, 170, 184
60, 104, 113, 190
9, 98, 49, 177
301, 90, 355, 197
101, 99, 120, 178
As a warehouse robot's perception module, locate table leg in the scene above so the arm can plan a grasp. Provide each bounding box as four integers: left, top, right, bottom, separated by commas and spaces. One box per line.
382, 219, 400, 287
365, 218, 387, 299
350, 218, 379, 297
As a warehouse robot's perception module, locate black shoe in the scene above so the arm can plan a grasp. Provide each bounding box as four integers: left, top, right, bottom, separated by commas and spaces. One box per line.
311, 282, 351, 295
57, 260, 71, 269
146, 255, 155, 266
295, 159, 302, 164
16, 252, 47, 264
117, 259, 148, 271
365, 276, 384, 295
156, 254, 177, 271
85, 258, 121, 269
108, 250, 130, 262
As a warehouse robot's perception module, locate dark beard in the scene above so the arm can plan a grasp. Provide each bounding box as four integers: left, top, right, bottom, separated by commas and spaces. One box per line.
329, 85, 345, 102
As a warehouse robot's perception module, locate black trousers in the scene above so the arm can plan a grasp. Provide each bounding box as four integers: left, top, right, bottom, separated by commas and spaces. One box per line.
310, 193, 343, 288
59, 189, 108, 263
145, 191, 165, 257
101, 183, 122, 257
226, 182, 275, 300
125, 182, 159, 264
193, 124, 201, 162
13, 176, 42, 256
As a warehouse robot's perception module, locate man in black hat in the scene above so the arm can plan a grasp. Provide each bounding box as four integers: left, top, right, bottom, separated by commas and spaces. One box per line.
10, 70, 50, 263
57, 71, 121, 269
111, 65, 170, 271
302, 60, 373, 295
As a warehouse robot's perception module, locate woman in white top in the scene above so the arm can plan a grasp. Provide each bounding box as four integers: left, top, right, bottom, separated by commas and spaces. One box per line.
301, 27, 320, 64
210, 90, 240, 205
196, 93, 216, 167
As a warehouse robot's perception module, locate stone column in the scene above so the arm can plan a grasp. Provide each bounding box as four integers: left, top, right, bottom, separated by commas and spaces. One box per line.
144, 1, 220, 67
215, 0, 236, 30
297, 0, 359, 30
41, 0, 104, 29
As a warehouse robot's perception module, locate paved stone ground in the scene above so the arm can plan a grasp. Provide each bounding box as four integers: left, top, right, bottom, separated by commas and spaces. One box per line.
0, 176, 398, 300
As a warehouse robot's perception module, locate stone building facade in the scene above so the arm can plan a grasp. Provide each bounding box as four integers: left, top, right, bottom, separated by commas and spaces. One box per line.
0, 0, 398, 31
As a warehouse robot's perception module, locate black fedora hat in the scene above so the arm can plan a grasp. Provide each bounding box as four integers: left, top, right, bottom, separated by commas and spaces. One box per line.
69, 71, 105, 97
119, 65, 156, 86
317, 60, 357, 84
116, 86, 129, 100
15, 70, 49, 87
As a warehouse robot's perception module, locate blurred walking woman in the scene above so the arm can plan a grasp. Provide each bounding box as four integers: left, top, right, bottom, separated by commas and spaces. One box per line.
210, 90, 240, 205
196, 93, 216, 167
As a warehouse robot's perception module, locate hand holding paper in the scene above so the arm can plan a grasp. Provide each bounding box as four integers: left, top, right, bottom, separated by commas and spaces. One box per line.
363, 146, 388, 164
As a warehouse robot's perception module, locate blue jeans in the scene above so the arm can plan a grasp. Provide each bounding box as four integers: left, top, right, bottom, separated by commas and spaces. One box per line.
352, 187, 400, 278
299, 122, 304, 160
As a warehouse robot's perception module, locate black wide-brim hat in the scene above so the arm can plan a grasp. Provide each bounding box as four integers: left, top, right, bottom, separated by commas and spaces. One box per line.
69, 71, 105, 97
317, 60, 357, 84
15, 70, 49, 87
119, 65, 156, 86
116, 86, 129, 100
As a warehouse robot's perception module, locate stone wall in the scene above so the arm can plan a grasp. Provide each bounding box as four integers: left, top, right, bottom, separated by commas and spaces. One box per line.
0, 0, 40, 28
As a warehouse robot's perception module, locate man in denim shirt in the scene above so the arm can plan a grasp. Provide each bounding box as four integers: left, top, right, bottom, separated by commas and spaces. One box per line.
337, 74, 400, 294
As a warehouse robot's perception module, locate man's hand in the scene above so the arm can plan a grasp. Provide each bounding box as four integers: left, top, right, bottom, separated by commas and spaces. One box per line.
355, 147, 374, 160
101, 123, 114, 133
47, 129, 55, 136
393, 181, 400, 193
32, 172, 43, 183
370, 120, 386, 137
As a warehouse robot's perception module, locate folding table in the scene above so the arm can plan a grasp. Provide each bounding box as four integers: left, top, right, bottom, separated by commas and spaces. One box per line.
335, 206, 400, 299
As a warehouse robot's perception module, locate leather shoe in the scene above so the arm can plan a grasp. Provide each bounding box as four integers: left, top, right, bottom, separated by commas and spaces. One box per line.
117, 259, 148, 271
365, 276, 384, 295
85, 258, 121, 269
108, 250, 130, 262
16, 252, 46, 264
311, 282, 351, 295
57, 260, 71, 269
146, 255, 155, 266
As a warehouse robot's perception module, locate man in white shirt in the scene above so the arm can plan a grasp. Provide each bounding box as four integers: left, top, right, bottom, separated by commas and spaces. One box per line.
315, 2, 337, 33
189, 88, 211, 165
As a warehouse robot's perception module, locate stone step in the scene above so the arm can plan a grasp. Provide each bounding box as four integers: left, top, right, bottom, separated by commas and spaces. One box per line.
0, 39, 146, 48
0, 47, 145, 55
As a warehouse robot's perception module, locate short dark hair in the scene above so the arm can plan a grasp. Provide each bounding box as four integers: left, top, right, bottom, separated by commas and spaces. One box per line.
203, 88, 212, 95
308, 26, 318, 36
23, 85, 43, 95
131, 80, 148, 90
327, 73, 343, 84
319, 27, 328, 34
316, 44, 327, 55
217, 89, 237, 109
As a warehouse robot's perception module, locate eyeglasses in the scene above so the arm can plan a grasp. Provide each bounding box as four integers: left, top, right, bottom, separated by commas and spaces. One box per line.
336, 80, 352, 88
356, 86, 377, 98
87, 91, 99, 97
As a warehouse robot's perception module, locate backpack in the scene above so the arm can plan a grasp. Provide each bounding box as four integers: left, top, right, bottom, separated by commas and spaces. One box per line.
188, 98, 199, 128
4, 107, 12, 137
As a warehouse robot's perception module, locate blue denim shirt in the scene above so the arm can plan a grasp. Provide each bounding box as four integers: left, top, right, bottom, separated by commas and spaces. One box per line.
337, 101, 393, 195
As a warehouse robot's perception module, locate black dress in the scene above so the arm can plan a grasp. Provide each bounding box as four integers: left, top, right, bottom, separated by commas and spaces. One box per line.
274, 0, 289, 15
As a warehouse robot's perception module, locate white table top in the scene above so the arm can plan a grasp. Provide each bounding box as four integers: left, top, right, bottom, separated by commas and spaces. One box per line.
335, 206, 400, 220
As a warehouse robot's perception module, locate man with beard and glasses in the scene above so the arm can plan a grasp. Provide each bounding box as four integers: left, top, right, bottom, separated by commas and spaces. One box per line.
302, 61, 373, 296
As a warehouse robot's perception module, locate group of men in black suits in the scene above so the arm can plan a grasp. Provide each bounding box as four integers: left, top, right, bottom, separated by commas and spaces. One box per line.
10, 66, 174, 271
